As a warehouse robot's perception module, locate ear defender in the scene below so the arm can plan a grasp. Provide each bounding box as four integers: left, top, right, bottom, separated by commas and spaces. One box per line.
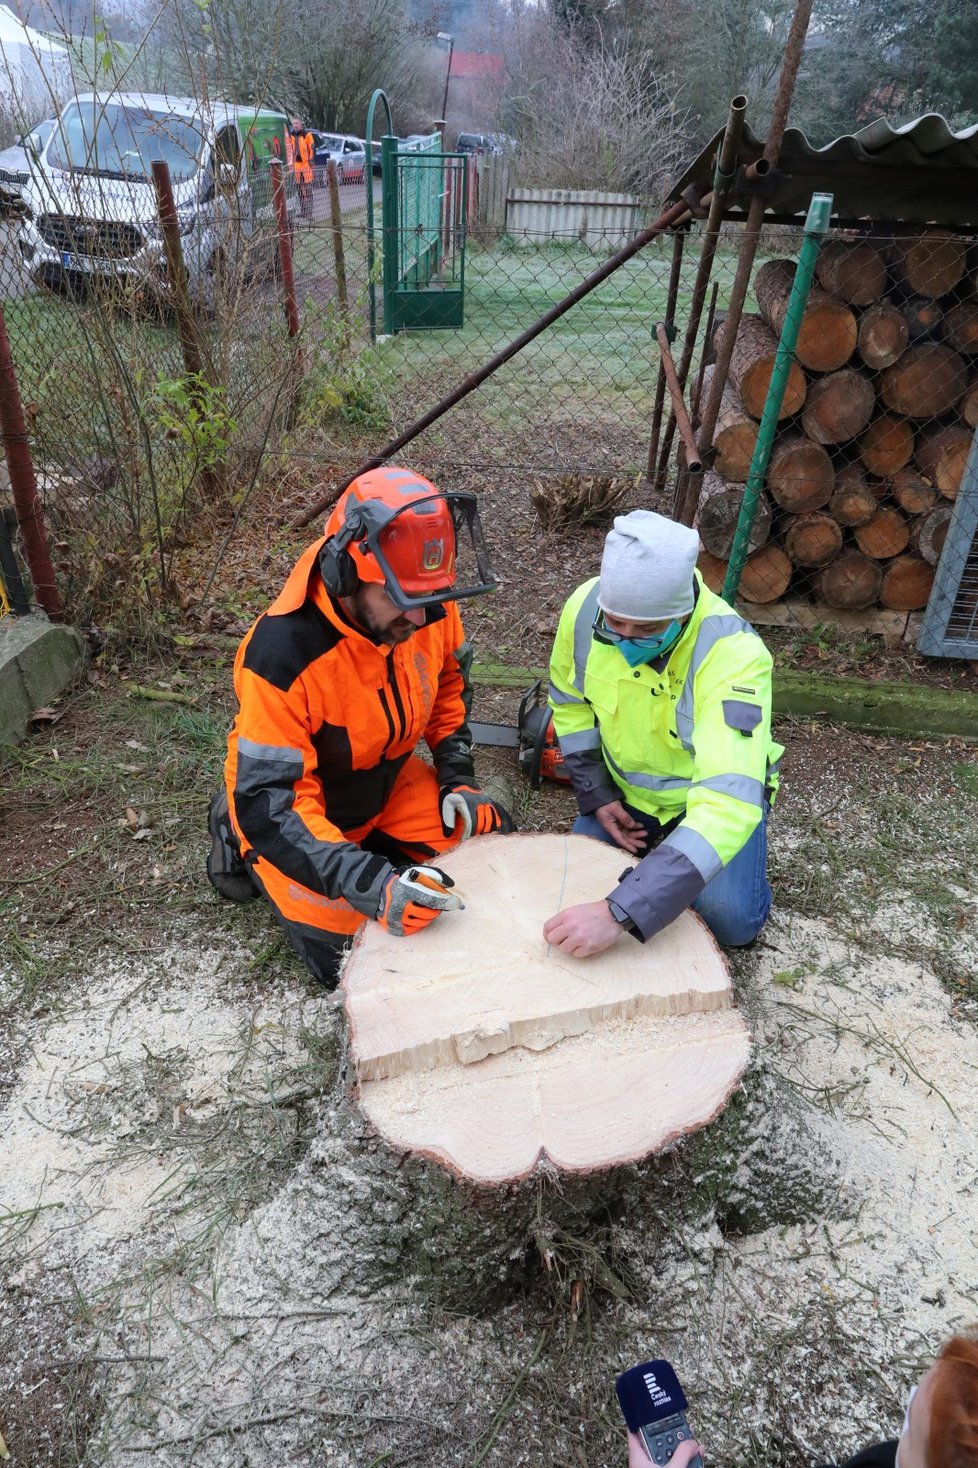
319, 507, 365, 599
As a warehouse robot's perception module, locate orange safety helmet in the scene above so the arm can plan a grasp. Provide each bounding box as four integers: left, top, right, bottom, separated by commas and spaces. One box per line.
321, 467, 496, 610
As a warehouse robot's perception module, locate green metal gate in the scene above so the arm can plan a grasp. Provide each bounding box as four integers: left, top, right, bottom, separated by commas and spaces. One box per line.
380, 134, 467, 333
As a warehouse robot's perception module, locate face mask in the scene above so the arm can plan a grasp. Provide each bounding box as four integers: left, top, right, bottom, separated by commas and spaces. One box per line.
610, 619, 683, 667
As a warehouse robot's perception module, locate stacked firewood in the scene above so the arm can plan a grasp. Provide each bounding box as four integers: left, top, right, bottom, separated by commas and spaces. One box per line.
693, 229, 976, 613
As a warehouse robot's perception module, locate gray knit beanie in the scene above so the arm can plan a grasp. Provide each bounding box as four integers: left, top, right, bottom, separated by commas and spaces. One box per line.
597, 510, 698, 620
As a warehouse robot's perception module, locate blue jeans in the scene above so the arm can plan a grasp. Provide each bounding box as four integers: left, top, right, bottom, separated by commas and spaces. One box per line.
572, 803, 771, 948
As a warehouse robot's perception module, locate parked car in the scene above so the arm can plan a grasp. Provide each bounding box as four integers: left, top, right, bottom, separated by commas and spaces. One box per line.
455, 132, 501, 156
0, 118, 54, 207
311, 133, 366, 184
17, 93, 295, 309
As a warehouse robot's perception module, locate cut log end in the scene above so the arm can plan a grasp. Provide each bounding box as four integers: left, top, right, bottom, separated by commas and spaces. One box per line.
879, 555, 935, 612
755, 258, 856, 372
853, 505, 910, 560
343, 834, 748, 1183
801, 369, 876, 446
783, 512, 844, 568
815, 550, 883, 610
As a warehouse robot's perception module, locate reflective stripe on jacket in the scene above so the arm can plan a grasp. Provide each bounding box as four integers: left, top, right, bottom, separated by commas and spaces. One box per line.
225, 538, 474, 919
549, 572, 783, 941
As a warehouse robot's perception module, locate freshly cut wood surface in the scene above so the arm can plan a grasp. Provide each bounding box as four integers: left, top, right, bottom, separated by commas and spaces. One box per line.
344, 834, 748, 1182
889, 229, 967, 297
739, 543, 792, 603
700, 365, 759, 481
915, 425, 973, 499
801, 370, 876, 445
754, 258, 857, 371
717, 313, 806, 420
879, 554, 935, 611
854, 505, 910, 559
695, 471, 772, 558
783, 512, 843, 567
766, 434, 834, 512
815, 550, 883, 610
858, 415, 914, 477
880, 344, 968, 419
815, 240, 887, 305
857, 302, 908, 369
889, 468, 938, 517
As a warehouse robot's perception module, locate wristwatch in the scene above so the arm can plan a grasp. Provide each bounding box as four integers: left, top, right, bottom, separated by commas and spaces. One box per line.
607, 898, 639, 938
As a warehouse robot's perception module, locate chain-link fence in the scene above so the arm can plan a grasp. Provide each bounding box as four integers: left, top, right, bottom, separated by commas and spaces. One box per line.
0, 155, 976, 659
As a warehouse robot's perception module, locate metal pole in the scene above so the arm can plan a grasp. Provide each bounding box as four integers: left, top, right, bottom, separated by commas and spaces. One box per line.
653, 94, 747, 495
441, 36, 454, 124
0, 300, 61, 618
655, 323, 702, 474
722, 193, 832, 604
326, 160, 348, 315
684, 0, 814, 526
294, 188, 703, 528
151, 160, 204, 383
645, 229, 685, 481
365, 88, 394, 344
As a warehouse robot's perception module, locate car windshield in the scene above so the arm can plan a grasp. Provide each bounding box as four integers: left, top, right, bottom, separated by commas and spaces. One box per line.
321, 135, 343, 149
47, 101, 205, 180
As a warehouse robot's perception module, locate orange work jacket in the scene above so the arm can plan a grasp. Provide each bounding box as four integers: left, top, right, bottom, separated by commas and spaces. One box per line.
293, 131, 315, 185
224, 537, 474, 918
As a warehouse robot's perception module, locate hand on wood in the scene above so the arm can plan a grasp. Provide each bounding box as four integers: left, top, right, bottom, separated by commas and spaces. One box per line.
595, 801, 648, 854
628, 1430, 704, 1468
543, 900, 621, 958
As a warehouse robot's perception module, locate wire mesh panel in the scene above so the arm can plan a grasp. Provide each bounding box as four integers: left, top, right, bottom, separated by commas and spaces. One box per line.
917, 429, 978, 656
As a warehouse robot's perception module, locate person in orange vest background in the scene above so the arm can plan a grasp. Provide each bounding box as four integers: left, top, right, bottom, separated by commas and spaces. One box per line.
290, 116, 315, 218
206, 468, 515, 987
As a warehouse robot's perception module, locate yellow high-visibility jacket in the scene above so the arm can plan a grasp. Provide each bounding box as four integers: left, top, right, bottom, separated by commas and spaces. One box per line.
549, 572, 783, 940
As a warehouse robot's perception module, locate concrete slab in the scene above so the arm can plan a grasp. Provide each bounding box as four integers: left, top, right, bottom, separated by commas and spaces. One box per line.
0, 614, 87, 746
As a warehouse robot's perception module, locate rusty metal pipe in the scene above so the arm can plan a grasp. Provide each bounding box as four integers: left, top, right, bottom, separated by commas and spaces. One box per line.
272, 159, 301, 342
0, 300, 61, 618
151, 160, 205, 383
645, 230, 685, 481
292, 190, 701, 529
684, 0, 814, 526
655, 323, 702, 474
653, 93, 747, 494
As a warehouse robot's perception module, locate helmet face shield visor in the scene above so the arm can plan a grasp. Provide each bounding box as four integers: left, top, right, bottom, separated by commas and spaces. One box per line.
359, 492, 497, 611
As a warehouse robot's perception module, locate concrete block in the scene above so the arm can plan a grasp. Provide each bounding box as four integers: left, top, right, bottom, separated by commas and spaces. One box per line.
0, 614, 87, 746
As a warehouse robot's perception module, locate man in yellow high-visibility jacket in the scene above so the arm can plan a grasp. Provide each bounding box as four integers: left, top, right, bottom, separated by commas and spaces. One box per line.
544, 509, 782, 959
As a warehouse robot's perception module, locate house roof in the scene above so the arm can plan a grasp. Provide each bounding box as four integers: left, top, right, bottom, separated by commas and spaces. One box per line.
668, 113, 978, 228
449, 50, 504, 83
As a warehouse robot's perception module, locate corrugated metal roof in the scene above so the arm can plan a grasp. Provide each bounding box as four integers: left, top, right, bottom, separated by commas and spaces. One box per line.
668, 113, 978, 227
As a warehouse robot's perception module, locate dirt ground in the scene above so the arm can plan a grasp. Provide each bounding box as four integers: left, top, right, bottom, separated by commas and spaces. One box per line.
2, 624, 978, 1467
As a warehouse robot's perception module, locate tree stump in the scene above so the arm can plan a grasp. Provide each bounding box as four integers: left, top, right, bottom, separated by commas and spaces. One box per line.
914, 425, 973, 500
343, 835, 750, 1184
699, 365, 759, 482
815, 240, 887, 305
766, 434, 835, 512
854, 506, 910, 560
858, 415, 914, 478
814, 550, 883, 611
889, 468, 938, 517
888, 229, 967, 298
754, 258, 857, 371
717, 313, 807, 420
695, 471, 772, 559
801, 370, 876, 445
857, 302, 909, 369
879, 554, 935, 611
914, 503, 953, 566
783, 512, 844, 568
880, 344, 968, 419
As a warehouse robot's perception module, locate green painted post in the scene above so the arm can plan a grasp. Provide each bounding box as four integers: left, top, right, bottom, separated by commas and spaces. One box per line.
722, 192, 834, 605
380, 134, 400, 335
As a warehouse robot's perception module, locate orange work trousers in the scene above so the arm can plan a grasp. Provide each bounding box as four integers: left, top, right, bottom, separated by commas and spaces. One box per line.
248, 755, 456, 985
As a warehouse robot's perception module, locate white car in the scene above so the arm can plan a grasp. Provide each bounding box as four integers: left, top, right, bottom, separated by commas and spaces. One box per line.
0, 118, 54, 206
312, 133, 366, 184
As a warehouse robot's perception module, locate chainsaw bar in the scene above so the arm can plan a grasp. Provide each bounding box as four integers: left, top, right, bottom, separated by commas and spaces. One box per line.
470, 721, 521, 748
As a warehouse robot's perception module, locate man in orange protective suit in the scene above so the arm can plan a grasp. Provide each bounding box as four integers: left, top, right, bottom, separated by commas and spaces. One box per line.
207, 467, 514, 985
290, 117, 315, 217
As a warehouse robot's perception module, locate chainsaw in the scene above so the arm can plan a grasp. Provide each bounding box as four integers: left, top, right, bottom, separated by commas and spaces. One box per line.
470, 679, 570, 789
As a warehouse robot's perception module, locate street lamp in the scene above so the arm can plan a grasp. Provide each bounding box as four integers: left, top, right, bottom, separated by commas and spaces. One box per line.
437, 31, 454, 125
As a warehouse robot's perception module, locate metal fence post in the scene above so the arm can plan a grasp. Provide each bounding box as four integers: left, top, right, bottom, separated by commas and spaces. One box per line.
272, 159, 301, 342
0, 300, 61, 618
380, 134, 400, 336
151, 160, 205, 383
365, 88, 394, 343
326, 160, 349, 316
722, 192, 833, 604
